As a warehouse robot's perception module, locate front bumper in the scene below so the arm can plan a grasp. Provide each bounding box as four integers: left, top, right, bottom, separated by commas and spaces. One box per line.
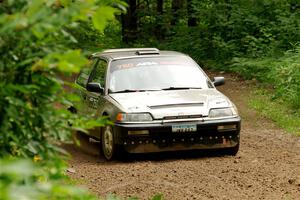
114, 117, 241, 153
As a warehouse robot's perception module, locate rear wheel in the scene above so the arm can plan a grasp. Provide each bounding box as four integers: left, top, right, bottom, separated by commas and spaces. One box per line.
73, 131, 89, 144
101, 125, 118, 160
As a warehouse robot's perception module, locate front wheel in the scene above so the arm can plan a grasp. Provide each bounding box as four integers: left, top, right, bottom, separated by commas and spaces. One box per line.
101, 125, 118, 160
225, 143, 239, 156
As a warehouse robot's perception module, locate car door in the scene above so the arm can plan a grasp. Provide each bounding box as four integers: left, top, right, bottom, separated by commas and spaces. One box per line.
74, 58, 99, 115
85, 58, 108, 138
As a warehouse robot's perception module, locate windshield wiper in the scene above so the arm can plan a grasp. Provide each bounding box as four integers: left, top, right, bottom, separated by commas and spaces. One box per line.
110, 89, 138, 93
109, 89, 161, 93
161, 87, 202, 91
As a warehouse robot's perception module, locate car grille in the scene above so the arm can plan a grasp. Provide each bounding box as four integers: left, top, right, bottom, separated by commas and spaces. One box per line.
149, 103, 204, 109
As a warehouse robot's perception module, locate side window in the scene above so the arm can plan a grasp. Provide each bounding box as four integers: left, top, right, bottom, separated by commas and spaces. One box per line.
76, 59, 97, 87
89, 59, 107, 87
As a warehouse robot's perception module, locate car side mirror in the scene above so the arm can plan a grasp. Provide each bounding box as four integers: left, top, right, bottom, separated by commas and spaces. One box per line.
213, 77, 225, 86
86, 82, 104, 94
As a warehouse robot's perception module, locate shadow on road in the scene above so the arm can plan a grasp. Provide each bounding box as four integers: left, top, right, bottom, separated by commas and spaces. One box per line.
64, 132, 235, 164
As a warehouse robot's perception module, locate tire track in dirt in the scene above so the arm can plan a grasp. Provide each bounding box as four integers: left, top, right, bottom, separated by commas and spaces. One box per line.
65, 72, 300, 200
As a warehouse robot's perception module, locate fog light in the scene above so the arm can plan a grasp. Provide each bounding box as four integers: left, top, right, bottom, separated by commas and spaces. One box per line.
128, 130, 149, 135
217, 124, 237, 132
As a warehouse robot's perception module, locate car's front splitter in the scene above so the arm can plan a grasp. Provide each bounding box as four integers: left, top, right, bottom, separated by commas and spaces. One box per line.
114, 117, 241, 153
123, 133, 239, 153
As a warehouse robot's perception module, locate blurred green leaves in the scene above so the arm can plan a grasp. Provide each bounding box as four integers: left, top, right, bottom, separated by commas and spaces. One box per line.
57, 50, 88, 73
0, 159, 98, 200
93, 6, 118, 32
0, 0, 124, 159
0, 0, 125, 199
0, 158, 164, 200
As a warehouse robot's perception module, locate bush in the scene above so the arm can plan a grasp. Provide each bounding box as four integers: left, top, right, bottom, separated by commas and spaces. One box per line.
0, 158, 98, 200
0, 0, 122, 159
231, 46, 300, 110
0, 1, 124, 199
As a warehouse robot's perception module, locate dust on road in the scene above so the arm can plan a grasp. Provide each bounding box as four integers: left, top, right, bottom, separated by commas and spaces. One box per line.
64, 72, 300, 200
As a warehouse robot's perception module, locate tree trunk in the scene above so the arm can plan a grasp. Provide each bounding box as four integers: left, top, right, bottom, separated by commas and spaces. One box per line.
187, 0, 197, 27
155, 0, 164, 40
121, 0, 138, 43
171, 0, 183, 25
157, 0, 163, 14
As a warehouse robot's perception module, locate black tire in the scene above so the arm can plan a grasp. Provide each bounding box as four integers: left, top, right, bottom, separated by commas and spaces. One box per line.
225, 143, 240, 156
67, 106, 77, 114
101, 125, 118, 160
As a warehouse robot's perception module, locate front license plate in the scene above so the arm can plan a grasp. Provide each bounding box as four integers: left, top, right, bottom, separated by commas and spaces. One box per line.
172, 124, 197, 133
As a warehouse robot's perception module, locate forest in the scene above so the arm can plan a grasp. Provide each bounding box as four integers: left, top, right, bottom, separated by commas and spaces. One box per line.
0, 0, 299, 199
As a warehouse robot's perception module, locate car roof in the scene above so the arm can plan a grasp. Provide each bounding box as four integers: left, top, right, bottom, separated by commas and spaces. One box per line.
91, 48, 187, 60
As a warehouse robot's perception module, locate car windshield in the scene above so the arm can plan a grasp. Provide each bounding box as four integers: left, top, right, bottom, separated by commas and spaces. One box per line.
109, 56, 212, 93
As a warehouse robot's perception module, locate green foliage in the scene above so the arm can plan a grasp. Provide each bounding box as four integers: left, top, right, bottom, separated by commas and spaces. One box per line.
93, 6, 117, 31
0, 1, 123, 199
249, 89, 300, 136
0, 158, 98, 200
66, 21, 123, 55
150, 194, 164, 200
132, 0, 300, 60
231, 47, 300, 110
0, 157, 164, 200
0, 0, 122, 159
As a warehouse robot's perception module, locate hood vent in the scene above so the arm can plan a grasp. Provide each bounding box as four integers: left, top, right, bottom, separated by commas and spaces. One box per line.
149, 103, 204, 109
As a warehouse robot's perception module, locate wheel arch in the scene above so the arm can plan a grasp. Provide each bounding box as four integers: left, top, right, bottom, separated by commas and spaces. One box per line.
67, 106, 77, 114
100, 111, 110, 138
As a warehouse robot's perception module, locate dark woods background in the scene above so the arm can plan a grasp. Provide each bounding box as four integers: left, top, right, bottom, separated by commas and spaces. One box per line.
121, 0, 300, 56
115, 0, 300, 109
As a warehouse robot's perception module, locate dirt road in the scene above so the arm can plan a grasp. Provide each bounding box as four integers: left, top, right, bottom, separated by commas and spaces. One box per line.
65, 73, 300, 200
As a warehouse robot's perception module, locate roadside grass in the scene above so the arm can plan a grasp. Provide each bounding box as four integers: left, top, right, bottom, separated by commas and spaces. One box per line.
249, 89, 300, 136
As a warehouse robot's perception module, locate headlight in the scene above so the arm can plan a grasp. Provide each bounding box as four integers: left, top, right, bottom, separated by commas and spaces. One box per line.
209, 108, 236, 118
116, 113, 153, 122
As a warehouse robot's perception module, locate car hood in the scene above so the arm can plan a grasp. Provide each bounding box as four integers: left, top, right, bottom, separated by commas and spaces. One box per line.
109, 89, 232, 119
